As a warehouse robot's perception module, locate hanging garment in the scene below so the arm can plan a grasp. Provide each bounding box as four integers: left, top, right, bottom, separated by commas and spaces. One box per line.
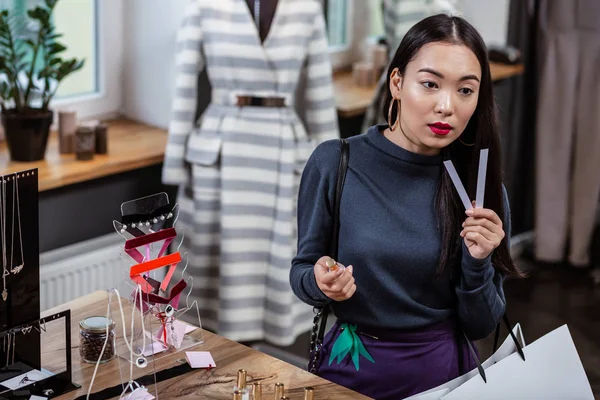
162, 0, 339, 345
361, 0, 460, 133
534, 0, 600, 266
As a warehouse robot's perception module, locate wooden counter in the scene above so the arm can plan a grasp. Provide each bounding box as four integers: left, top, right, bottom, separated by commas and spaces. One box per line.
333, 62, 525, 118
0, 119, 168, 192
42, 291, 369, 400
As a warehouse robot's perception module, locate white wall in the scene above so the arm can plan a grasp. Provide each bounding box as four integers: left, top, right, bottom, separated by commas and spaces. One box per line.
460, 0, 510, 46
122, 0, 188, 128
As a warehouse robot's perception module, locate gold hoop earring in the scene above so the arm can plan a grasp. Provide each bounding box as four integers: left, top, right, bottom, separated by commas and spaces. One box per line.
388, 99, 400, 131
458, 137, 475, 146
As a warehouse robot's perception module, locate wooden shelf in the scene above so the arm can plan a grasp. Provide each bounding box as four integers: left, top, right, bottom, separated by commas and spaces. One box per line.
0, 118, 168, 192
334, 62, 525, 118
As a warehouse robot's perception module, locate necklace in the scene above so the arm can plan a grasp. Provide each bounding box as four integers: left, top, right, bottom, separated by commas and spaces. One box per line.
2, 179, 8, 301
10, 175, 23, 274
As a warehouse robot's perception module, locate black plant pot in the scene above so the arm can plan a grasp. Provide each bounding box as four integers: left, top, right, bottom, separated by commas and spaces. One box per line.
1, 108, 53, 162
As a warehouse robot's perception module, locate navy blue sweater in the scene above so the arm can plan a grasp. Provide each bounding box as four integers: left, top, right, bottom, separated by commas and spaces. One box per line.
290, 125, 508, 340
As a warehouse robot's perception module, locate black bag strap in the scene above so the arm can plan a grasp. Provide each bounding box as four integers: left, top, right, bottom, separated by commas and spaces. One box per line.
308, 138, 349, 374
461, 312, 526, 383
319, 138, 349, 338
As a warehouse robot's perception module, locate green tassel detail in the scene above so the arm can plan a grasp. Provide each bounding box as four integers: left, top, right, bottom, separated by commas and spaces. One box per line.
328, 323, 375, 371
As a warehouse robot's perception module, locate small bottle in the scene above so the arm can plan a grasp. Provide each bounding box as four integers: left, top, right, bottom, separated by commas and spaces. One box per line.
234, 369, 249, 400
273, 383, 284, 400
252, 382, 262, 400
326, 258, 343, 272
233, 390, 242, 400
304, 387, 314, 400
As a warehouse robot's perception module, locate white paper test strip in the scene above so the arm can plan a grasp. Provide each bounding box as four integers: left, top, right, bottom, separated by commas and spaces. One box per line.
476, 149, 489, 208
443, 160, 472, 210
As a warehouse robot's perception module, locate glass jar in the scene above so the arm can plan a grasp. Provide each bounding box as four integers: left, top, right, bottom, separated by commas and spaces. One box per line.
79, 316, 115, 364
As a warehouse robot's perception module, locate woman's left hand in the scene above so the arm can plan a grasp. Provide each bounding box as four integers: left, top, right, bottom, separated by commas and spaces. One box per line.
460, 202, 505, 259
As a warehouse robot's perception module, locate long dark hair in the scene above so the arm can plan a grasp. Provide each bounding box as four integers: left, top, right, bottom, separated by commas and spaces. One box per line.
382, 14, 523, 279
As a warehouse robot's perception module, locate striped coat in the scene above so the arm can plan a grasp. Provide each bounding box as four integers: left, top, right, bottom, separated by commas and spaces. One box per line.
162, 0, 339, 345
362, 0, 460, 131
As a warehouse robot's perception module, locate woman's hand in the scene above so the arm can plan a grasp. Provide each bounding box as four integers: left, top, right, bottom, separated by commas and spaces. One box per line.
460, 203, 505, 259
314, 256, 356, 301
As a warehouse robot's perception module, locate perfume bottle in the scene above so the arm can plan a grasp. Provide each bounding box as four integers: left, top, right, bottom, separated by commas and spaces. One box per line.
304, 387, 314, 400
252, 382, 262, 400
234, 369, 249, 400
273, 383, 284, 400
326, 258, 344, 272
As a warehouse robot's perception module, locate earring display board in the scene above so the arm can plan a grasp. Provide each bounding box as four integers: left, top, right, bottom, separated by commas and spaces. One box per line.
0, 170, 40, 375
0, 310, 80, 399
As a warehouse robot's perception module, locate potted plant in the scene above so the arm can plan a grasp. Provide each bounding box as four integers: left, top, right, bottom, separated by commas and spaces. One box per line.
0, 0, 84, 162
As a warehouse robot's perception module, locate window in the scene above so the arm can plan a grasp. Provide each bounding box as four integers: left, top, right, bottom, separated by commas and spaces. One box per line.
52, 0, 98, 99
367, 1, 384, 40
0, 0, 97, 99
0, 0, 122, 120
325, 0, 348, 49
324, 0, 386, 70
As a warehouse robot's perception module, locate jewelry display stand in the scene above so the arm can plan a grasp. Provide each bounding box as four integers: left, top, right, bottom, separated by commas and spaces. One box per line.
0, 171, 40, 366
0, 310, 80, 399
0, 170, 79, 399
112, 193, 203, 365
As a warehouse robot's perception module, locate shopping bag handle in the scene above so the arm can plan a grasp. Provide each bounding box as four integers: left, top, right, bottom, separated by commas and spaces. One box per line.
465, 312, 526, 384
493, 313, 526, 361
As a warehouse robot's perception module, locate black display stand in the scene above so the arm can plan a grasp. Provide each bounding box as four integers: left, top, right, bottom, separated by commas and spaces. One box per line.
0, 170, 40, 370
0, 169, 79, 398
0, 310, 80, 399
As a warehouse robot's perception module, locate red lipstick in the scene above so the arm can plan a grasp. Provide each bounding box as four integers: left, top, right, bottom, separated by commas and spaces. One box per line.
428, 122, 453, 136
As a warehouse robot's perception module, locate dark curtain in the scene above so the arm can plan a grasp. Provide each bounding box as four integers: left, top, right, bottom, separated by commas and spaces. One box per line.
496, 0, 540, 235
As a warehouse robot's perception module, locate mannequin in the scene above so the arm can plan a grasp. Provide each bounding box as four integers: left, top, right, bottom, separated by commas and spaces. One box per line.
163, 0, 339, 346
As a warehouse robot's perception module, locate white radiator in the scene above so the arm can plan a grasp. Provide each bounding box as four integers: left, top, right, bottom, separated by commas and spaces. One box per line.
40, 233, 130, 311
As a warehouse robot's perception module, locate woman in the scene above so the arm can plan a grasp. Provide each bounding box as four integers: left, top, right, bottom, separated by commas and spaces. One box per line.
290, 14, 524, 399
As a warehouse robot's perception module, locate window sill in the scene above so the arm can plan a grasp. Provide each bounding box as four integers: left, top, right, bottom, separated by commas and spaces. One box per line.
0, 118, 167, 192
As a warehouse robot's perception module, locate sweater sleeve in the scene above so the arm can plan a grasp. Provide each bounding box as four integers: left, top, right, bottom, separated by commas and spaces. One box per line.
162, 0, 205, 185
290, 141, 339, 307
455, 185, 510, 340
303, 4, 339, 144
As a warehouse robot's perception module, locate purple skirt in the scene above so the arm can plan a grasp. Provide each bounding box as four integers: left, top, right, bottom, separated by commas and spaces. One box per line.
316, 320, 478, 400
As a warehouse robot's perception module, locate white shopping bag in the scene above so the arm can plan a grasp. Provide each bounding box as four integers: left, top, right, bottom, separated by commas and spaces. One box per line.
442, 325, 594, 400
405, 323, 526, 400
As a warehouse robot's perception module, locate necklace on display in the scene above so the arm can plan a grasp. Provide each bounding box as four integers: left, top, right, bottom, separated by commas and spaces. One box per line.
86, 286, 151, 400
10, 174, 23, 275
2, 179, 8, 301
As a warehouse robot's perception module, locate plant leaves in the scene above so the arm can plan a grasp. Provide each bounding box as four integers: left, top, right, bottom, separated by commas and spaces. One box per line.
45, 0, 59, 10
48, 42, 66, 55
